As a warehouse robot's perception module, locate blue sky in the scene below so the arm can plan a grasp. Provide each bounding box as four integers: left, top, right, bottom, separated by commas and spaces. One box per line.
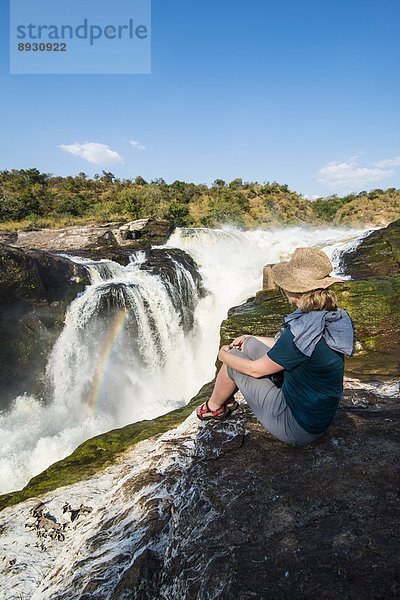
1, 0, 400, 197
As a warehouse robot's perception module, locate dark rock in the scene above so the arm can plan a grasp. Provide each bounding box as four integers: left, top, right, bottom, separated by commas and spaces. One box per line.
57, 247, 138, 266
15, 386, 398, 599
338, 277, 400, 377
140, 248, 206, 330
155, 397, 400, 600
219, 275, 400, 378
340, 219, 400, 278
0, 244, 89, 408
0, 230, 18, 245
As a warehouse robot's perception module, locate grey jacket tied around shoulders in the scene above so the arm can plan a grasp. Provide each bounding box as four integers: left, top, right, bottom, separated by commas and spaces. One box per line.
283, 308, 354, 357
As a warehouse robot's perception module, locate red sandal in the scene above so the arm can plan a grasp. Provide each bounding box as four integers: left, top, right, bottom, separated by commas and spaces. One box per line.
196, 396, 239, 421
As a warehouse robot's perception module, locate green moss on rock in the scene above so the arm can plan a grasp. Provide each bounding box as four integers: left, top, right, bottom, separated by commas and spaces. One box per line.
341, 219, 400, 278
220, 291, 288, 346
220, 278, 400, 378
0, 381, 214, 512
0, 244, 89, 405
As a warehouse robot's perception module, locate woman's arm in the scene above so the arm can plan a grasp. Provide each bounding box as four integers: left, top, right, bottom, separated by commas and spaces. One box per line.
218, 345, 284, 378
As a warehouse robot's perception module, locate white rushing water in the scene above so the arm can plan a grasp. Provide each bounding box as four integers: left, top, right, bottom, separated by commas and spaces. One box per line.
0, 226, 371, 494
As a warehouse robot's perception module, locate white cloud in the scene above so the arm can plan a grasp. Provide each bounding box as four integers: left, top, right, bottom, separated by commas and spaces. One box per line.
303, 194, 321, 200
59, 142, 123, 166
318, 160, 393, 191
129, 139, 146, 150
375, 156, 400, 168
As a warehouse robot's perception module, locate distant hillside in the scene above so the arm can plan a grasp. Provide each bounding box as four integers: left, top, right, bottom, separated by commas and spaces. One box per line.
313, 188, 400, 227
188, 182, 318, 227
334, 191, 400, 227
0, 169, 399, 229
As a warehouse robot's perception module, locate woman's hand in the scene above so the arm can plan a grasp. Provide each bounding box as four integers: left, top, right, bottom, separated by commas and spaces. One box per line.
218, 345, 231, 361
229, 335, 248, 350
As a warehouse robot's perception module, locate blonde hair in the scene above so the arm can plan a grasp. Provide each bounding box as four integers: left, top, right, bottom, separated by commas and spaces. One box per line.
282, 288, 338, 312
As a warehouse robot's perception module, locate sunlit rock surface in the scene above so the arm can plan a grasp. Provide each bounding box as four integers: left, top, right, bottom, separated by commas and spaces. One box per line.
0, 382, 399, 599
6, 219, 174, 262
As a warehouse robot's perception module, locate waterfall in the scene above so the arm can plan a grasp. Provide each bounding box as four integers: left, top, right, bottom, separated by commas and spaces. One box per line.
165, 225, 370, 370
0, 225, 370, 494
0, 249, 204, 494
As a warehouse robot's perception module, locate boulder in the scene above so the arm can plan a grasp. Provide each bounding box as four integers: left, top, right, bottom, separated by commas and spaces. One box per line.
0, 230, 18, 245
140, 248, 206, 330
340, 218, 400, 278
0, 244, 89, 407
8, 219, 174, 263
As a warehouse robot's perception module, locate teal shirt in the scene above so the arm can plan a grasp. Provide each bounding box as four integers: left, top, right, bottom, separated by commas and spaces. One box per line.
267, 328, 344, 434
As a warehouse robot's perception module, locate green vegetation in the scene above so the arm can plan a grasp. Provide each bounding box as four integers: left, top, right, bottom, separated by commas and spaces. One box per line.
1, 169, 400, 229
0, 381, 215, 512
313, 188, 400, 226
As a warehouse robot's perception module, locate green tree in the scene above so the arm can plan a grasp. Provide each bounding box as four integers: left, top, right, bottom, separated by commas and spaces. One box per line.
118, 189, 142, 219
52, 190, 88, 216
100, 171, 116, 184
165, 200, 190, 226
312, 197, 347, 221
204, 190, 249, 226
134, 175, 147, 185
212, 179, 226, 188
229, 178, 244, 189
118, 186, 167, 219
0, 189, 26, 220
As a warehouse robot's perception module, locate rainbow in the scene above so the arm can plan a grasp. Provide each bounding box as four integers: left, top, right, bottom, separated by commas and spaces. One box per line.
86, 308, 130, 414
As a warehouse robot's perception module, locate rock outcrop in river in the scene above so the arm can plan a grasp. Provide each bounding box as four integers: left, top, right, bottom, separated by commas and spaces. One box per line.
0, 245, 89, 407
3, 219, 174, 262
340, 218, 400, 278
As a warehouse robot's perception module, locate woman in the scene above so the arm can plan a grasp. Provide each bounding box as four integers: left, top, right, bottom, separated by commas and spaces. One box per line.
196, 247, 354, 448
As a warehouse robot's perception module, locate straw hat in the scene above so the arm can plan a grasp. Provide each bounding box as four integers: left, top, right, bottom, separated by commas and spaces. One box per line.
271, 247, 345, 293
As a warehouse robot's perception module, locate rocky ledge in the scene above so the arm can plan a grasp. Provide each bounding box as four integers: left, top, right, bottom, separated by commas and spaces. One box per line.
0, 381, 399, 599
0, 245, 89, 406
220, 276, 400, 378
1, 219, 174, 263
340, 218, 400, 278
0, 219, 176, 406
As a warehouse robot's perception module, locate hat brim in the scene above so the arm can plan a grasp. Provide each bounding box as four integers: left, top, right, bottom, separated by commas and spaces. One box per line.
271, 262, 345, 293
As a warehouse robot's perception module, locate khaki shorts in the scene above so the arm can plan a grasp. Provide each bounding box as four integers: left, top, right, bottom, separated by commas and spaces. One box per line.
226, 336, 324, 448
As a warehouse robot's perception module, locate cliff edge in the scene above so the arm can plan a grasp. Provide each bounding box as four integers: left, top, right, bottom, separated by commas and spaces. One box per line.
0, 221, 399, 599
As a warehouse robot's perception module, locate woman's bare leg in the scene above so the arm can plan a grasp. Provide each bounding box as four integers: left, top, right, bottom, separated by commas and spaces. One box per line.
196, 364, 238, 417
